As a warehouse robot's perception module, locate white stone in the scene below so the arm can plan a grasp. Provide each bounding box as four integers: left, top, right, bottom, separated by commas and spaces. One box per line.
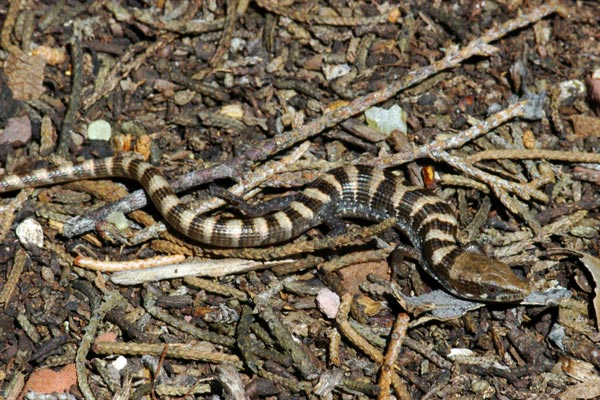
87, 119, 112, 141
16, 218, 44, 248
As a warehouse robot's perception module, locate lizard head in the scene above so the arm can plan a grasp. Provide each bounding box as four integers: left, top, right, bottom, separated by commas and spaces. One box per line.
448, 252, 530, 302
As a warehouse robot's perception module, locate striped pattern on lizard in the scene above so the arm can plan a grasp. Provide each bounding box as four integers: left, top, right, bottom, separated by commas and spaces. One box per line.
0, 154, 530, 302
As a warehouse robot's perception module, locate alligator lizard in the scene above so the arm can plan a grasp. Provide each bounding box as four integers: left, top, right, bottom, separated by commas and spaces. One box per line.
0, 155, 529, 302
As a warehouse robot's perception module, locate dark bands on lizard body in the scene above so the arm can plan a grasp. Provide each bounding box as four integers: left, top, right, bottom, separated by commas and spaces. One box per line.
0, 155, 530, 302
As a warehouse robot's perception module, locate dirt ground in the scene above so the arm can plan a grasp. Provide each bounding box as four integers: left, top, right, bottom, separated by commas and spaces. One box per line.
1, 0, 600, 399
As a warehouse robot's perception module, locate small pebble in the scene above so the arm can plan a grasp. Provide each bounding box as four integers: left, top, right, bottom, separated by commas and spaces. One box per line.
557, 79, 585, 104
15, 218, 44, 249
106, 212, 129, 230
87, 120, 112, 141
111, 356, 128, 371
316, 288, 340, 319
40, 266, 54, 282
365, 105, 407, 135
322, 63, 351, 81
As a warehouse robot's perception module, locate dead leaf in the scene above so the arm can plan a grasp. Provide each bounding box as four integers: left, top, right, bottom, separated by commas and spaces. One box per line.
578, 253, 600, 331
4, 51, 46, 101
391, 285, 484, 323
338, 261, 389, 296
31, 45, 67, 65
570, 114, 600, 138
20, 363, 77, 397
546, 248, 600, 332
1, 115, 32, 146
559, 357, 600, 400
559, 382, 600, 400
